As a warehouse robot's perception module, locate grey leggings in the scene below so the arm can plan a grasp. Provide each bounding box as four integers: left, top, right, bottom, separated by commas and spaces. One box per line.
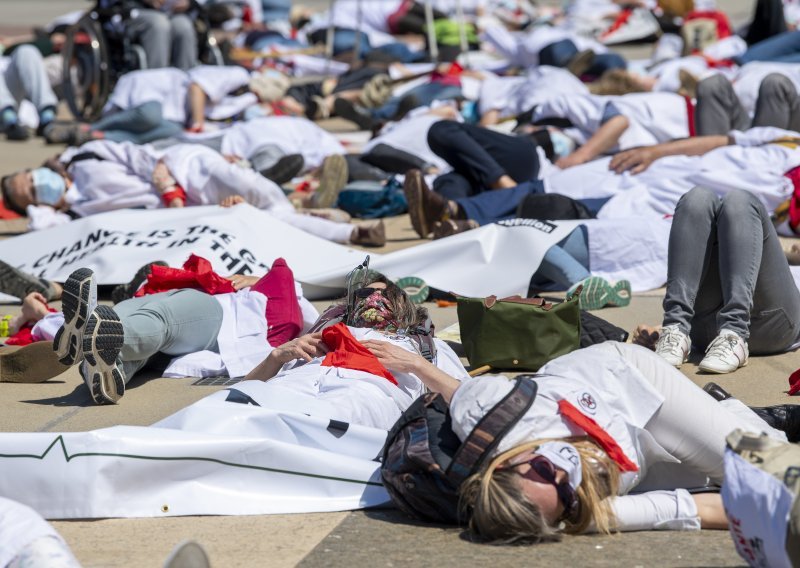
93, 101, 184, 144
115, 289, 223, 381
695, 73, 800, 135
662, 187, 800, 353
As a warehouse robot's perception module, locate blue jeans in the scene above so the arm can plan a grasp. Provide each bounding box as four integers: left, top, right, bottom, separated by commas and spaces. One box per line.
456, 180, 545, 224
530, 226, 591, 291
662, 187, 800, 353
94, 101, 183, 144
538, 39, 627, 75
737, 30, 800, 64
373, 83, 462, 120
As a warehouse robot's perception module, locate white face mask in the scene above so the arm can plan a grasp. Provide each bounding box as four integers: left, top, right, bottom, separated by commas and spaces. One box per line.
548, 130, 577, 160
535, 441, 582, 490
31, 167, 66, 206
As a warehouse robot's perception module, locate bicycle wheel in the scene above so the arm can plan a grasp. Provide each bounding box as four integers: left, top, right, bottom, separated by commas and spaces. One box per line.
61, 14, 111, 122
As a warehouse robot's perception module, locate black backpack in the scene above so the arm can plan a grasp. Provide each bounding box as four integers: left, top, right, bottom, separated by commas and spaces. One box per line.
380, 377, 538, 524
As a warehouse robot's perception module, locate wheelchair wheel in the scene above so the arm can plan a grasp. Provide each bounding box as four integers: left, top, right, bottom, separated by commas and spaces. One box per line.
61, 14, 111, 122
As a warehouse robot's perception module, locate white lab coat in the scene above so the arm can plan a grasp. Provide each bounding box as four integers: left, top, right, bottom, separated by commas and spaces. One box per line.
450, 342, 785, 531
104, 66, 253, 124
218, 116, 346, 170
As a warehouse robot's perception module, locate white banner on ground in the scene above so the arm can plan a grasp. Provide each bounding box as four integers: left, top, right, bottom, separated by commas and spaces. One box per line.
0, 205, 673, 304
0, 389, 391, 519
0, 206, 577, 300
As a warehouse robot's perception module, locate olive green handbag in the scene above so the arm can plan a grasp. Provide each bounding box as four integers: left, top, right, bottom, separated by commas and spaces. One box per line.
456, 291, 581, 371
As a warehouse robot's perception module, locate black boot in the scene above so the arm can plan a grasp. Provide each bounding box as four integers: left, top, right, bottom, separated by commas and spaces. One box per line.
749, 405, 800, 442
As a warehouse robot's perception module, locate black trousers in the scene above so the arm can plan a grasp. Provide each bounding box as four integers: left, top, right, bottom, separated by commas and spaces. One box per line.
427, 121, 540, 199
745, 0, 787, 46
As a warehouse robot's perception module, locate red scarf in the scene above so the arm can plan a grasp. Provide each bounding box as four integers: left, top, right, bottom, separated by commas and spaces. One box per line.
321, 323, 397, 385
558, 399, 639, 473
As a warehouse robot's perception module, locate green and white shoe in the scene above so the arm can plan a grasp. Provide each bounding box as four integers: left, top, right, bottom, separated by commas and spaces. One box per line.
567, 276, 631, 311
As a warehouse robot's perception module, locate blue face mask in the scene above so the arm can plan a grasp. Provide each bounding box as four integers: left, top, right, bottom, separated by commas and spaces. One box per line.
31, 168, 66, 206
549, 130, 577, 160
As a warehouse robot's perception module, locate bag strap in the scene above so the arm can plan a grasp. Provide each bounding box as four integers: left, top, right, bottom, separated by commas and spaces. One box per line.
307, 304, 347, 333
446, 377, 538, 483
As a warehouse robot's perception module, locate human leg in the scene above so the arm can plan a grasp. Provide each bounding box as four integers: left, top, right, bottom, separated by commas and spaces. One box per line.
113, 289, 223, 370
751, 73, 800, 131
745, 0, 787, 45
127, 10, 171, 69
738, 30, 800, 64
427, 121, 540, 190
716, 190, 800, 353
529, 226, 591, 290
169, 13, 198, 70
613, 343, 786, 486
538, 39, 579, 68
360, 143, 427, 174
3, 45, 57, 119
455, 180, 545, 224
92, 101, 184, 143
661, 187, 720, 337
694, 74, 750, 136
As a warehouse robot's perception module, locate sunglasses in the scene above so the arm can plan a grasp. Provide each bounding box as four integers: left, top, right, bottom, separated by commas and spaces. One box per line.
354, 287, 384, 299
512, 455, 580, 524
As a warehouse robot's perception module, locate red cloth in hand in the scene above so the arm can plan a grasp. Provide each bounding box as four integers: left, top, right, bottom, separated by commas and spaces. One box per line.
558, 399, 639, 473
135, 255, 236, 297
321, 322, 397, 385
251, 257, 303, 347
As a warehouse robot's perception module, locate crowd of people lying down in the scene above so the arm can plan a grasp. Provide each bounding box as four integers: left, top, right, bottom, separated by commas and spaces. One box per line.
3, 0, 800, 563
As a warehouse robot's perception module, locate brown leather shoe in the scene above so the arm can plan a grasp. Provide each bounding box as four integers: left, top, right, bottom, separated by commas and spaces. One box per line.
352, 220, 387, 247
432, 219, 479, 239
403, 169, 452, 238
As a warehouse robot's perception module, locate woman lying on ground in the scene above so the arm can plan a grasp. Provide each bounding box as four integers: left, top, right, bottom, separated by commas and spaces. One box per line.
52, 263, 467, 420
452, 342, 798, 543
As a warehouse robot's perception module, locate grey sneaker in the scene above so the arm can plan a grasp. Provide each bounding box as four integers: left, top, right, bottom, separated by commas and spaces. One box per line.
53, 268, 97, 365
698, 330, 749, 374
81, 305, 126, 404
654, 324, 690, 367
0, 259, 56, 300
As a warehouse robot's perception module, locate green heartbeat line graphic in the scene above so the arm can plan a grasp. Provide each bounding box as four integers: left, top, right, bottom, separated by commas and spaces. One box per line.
0, 435, 383, 487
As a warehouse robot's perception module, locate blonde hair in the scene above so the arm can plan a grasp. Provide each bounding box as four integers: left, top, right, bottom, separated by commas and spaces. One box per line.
459, 438, 620, 544
588, 70, 648, 96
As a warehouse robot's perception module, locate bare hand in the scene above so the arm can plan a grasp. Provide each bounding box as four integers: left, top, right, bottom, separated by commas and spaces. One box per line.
220, 195, 246, 207
227, 274, 260, 290
270, 332, 328, 365
609, 147, 657, 174
361, 339, 423, 374
632, 324, 661, 351
171, 0, 190, 12
167, 197, 185, 208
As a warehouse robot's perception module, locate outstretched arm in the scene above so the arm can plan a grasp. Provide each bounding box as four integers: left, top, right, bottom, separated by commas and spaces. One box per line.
609, 135, 732, 174
557, 115, 630, 169
187, 83, 207, 132
361, 340, 461, 401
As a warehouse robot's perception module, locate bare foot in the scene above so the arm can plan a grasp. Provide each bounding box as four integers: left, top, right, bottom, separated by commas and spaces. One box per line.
632, 324, 661, 351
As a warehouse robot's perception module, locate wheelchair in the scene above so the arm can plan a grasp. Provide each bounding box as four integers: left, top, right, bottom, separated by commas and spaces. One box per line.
61, 0, 225, 122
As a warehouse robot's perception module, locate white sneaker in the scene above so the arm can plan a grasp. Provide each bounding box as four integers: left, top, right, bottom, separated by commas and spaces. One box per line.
599, 8, 661, 45
654, 324, 690, 367
698, 330, 749, 374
